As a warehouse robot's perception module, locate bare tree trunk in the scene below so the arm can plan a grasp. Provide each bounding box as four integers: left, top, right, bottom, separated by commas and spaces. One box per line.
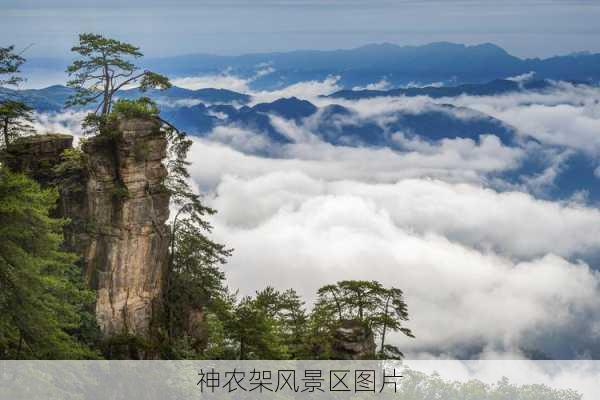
165, 209, 184, 341
379, 295, 391, 355
16, 331, 23, 358
101, 61, 111, 116
3, 118, 9, 147
358, 293, 364, 321
328, 288, 343, 320
239, 337, 245, 360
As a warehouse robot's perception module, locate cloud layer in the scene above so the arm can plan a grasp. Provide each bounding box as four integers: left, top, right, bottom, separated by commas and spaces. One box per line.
200, 168, 600, 358
29, 77, 600, 359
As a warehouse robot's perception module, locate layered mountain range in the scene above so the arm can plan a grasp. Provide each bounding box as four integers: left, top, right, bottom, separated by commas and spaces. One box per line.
23, 42, 600, 89
3, 75, 600, 203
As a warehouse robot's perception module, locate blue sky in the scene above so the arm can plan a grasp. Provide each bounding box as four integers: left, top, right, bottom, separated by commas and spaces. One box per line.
2, 0, 600, 58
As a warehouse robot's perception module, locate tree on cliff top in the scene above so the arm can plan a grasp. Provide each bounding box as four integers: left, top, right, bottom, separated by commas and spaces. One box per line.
0, 45, 34, 147
65, 33, 170, 116
314, 280, 414, 359
1, 100, 34, 147
0, 45, 25, 87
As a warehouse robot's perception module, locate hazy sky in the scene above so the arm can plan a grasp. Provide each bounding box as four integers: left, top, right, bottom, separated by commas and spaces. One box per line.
2, 0, 600, 59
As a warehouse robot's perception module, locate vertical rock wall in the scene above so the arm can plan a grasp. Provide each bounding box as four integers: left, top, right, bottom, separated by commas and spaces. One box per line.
5, 118, 170, 339
81, 118, 170, 336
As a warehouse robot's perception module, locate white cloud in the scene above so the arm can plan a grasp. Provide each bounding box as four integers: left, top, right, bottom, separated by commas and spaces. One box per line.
172, 71, 253, 92
188, 134, 523, 190
352, 78, 392, 91
507, 71, 536, 83
31, 110, 87, 142
27, 77, 600, 360
207, 125, 274, 154
205, 169, 600, 264
249, 75, 342, 104
435, 83, 600, 155
171, 64, 276, 92
155, 98, 204, 108
403, 80, 445, 88
202, 170, 600, 358
310, 81, 600, 157
172, 70, 342, 104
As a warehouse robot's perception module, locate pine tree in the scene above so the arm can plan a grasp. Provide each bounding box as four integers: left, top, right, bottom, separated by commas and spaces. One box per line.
0, 166, 98, 359
0, 45, 25, 87
0, 45, 34, 147
374, 287, 414, 359
0, 100, 34, 147
66, 33, 170, 116
160, 111, 233, 349
314, 280, 414, 359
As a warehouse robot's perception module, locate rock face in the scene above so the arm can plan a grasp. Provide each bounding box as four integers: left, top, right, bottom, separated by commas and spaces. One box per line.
5, 118, 170, 339
332, 320, 377, 360
80, 118, 170, 337
3, 133, 73, 184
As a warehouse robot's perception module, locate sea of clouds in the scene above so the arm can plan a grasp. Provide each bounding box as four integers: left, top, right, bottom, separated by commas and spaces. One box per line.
32, 69, 600, 360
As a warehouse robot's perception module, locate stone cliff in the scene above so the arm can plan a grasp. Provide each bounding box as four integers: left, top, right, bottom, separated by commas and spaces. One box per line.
332, 320, 377, 360
4, 117, 170, 340
79, 118, 170, 337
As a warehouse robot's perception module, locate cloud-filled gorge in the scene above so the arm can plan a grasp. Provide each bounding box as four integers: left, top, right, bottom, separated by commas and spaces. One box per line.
30, 73, 600, 359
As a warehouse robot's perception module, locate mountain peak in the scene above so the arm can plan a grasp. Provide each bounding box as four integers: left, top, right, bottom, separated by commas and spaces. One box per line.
356, 42, 401, 51
472, 42, 511, 55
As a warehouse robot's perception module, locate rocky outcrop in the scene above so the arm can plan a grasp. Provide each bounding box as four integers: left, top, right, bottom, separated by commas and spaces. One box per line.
4, 118, 170, 340
80, 118, 170, 337
2, 133, 73, 185
332, 320, 377, 360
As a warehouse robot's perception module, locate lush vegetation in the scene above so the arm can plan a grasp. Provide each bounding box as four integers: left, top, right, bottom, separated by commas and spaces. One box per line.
396, 370, 582, 400
0, 166, 99, 358
0, 37, 414, 360
66, 33, 170, 116
0, 46, 33, 148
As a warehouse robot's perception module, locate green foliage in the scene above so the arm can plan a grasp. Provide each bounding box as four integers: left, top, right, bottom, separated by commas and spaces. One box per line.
303, 298, 337, 359
79, 97, 160, 139
53, 147, 86, 193
66, 33, 170, 116
0, 46, 33, 147
0, 100, 34, 147
161, 119, 233, 354
191, 287, 309, 360
163, 279, 414, 360
101, 333, 153, 360
0, 45, 25, 87
201, 312, 238, 359
314, 280, 414, 359
276, 289, 310, 358
224, 288, 289, 359
0, 38, 422, 362
110, 183, 130, 202
397, 370, 582, 400
0, 166, 99, 359
111, 97, 159, 119
80, 113, 108, 137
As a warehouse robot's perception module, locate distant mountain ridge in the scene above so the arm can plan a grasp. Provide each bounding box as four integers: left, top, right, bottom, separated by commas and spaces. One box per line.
22, 42, 600, 90
139, 42, 600, 89
3, 76, 599, 202
0, 85, 250, 112
0, 77, 572, 115
328, 79, 558, 100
